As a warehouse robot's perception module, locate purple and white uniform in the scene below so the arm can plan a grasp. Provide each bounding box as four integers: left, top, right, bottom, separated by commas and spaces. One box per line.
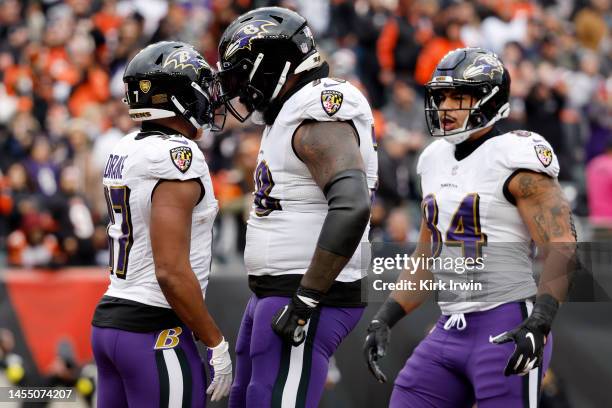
391, 131, 560, 407
92, 125, 218, 408
229, 77, 378, 408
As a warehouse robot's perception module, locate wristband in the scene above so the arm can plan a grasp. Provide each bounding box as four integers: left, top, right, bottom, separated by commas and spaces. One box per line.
531, 294, 559, 335
373, 297, 406, 329
295, 286, 323, 308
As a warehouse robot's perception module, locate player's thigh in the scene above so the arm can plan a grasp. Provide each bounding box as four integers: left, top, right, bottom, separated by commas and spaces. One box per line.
245, 296, 290, 407
91, 326, 128, 408
390, 329, 474, 408
300, 306, 364, 408
246, 298, 363, 408
114, 326, 206, 408
229, 295, 257, 408
474, 334, 553, 408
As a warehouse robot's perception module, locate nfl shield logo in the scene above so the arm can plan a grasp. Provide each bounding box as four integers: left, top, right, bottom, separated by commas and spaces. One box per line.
170, 146, 193, 173
534, 144, 553, 167
321, 90, 344, 116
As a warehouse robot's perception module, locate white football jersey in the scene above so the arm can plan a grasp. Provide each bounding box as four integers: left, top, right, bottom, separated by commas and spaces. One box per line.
102, 130, 218, 308
417, 130, 560, 314
244, 78, 378, 282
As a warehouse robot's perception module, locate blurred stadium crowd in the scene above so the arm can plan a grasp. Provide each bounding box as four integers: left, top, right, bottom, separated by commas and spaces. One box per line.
0, 0, 611, 268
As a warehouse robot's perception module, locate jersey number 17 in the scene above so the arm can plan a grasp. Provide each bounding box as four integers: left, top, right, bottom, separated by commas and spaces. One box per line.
104, 186, 134, 278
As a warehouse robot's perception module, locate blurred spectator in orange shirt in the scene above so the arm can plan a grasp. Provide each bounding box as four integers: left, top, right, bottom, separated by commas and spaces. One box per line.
92, 0, 123, 36
574, 0, 609, 51
414, 17, 465, 85
377, 0, 435, 86
66, 34, 110, 117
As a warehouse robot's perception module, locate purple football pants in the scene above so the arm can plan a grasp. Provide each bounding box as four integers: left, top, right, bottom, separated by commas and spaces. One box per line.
390, 302, 553, 408
228, 295, 364, 408
91, 325, 206, 408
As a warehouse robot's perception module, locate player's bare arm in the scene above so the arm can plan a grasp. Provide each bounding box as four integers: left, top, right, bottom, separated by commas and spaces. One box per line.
492, 170, 577, 376
389, 220, 435, 312
511, 170, 577, 300
363, 219, 435, 382
152, 178, 233, 400
294, 120, 370, 291
150, 179, 223, 348
270, 120, 371, 346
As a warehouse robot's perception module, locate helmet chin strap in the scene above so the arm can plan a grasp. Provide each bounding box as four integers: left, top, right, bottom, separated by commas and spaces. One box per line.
249, 59, 289, 125
249, 53, 264, 81
171, 95, 206, 130
270, 61, 292, 101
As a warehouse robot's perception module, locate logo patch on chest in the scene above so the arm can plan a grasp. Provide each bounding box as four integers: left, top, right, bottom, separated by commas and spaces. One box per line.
534, 144, 553, 167
321, 90, 343, 116
170, 146, 193, 173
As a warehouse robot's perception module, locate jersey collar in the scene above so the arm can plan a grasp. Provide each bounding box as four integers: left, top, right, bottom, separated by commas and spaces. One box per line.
138, 122, 182, 137
454, 126, 501, 161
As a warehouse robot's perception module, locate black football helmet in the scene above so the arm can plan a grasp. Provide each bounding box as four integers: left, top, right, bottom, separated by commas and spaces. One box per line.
424, 47, 511, 144
217, 7, 323, 122
123, 41, 224, 131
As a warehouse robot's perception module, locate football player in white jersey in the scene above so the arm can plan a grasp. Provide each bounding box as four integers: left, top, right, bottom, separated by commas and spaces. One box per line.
364, 48, 577, 407
215, 7, 378, 408
91, 42, 232, 407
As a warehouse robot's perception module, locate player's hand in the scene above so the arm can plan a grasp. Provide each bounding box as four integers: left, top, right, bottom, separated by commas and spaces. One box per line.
363, 319, 390, 383
206, 338, 232, 401
271, 286, 321, 347
491, 320, 546, 376
491, 295, 558, 376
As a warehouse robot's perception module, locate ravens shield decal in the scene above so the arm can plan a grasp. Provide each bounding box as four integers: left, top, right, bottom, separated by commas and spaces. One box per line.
321, 90, 343, 116
170, 146, 193, 173
534, 144, 553, 167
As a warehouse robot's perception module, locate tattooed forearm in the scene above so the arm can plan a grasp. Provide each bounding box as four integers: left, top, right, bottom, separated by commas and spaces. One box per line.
509, 171, 576, 244
510, 170, 577, 302
533, 211, 550, 242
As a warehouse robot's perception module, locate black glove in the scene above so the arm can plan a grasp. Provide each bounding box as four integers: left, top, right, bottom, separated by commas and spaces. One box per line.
363, 297, 406, 383
364, 320, 391, 383
492, 294, 559, 376
271, 286, 322, 346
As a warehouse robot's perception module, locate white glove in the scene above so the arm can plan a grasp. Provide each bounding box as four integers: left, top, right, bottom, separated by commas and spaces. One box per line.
206, 338, 232, 401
